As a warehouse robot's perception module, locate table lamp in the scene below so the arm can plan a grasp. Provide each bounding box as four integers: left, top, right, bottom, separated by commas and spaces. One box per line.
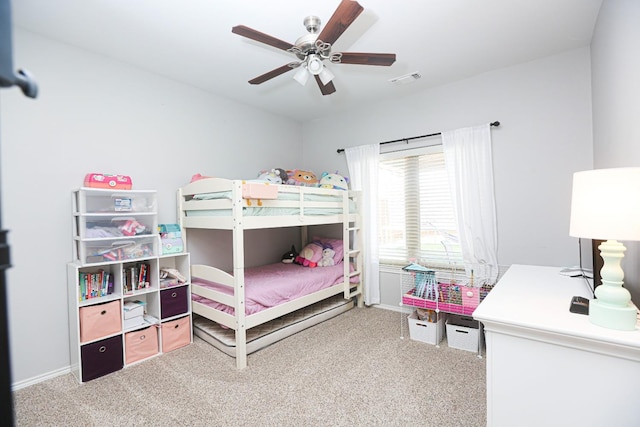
569, 167, 640, 331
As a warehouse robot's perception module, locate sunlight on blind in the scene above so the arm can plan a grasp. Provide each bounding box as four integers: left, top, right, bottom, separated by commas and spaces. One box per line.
379, 148, 463, 268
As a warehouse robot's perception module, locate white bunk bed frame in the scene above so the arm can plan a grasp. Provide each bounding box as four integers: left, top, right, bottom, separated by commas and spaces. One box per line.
177, 178, 363, 368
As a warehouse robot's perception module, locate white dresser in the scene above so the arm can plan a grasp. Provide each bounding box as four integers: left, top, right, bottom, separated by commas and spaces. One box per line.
474, 264, 640, 427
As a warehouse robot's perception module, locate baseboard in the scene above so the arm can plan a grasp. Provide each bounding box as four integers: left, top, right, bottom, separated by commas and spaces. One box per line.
12, 366, 70, 391
374, 303, 412, 314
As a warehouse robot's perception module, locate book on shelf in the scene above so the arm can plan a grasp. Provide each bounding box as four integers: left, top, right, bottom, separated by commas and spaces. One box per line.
78, 269, 113, 301
123, 262, 151, 294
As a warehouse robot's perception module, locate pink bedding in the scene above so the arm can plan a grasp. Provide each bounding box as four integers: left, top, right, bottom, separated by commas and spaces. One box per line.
192, 262, 354, 316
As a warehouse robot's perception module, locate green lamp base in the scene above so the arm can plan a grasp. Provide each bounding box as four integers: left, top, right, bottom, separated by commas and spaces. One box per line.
589, 299, 638, 331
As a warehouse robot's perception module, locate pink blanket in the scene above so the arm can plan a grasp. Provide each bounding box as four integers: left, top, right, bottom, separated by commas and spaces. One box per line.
192, 262, 353, 316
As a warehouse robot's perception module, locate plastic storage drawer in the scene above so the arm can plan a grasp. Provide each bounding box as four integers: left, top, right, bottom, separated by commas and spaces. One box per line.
160, 286, 189, 319
125, 325, 159, 364
79, 300, 122, 343
78, 190, 156, 214
78, 236, 158, 265
80, 335, 123, 382
78, 215, 158, 240
161, 316, 191, 353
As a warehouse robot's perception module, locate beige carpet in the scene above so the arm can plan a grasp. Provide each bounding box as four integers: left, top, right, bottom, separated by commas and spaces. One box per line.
13, 307, 486, 426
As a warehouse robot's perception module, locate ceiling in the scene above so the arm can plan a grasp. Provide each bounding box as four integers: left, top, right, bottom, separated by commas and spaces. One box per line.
12, 0, 603, 122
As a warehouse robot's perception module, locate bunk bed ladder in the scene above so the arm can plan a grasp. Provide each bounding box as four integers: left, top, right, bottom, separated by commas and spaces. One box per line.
344, 191, 364, 307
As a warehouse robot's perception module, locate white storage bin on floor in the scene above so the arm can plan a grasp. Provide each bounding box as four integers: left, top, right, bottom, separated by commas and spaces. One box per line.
407, 310, 445, 345
446, 314, 481, 352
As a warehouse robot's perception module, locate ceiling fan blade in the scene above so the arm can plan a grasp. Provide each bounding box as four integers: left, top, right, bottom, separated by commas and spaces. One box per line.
337, 52, 396, 66
317, 0, 364, 46
232, 25, 294, 51
249, 64, 295, 85
314, 75, 336, 96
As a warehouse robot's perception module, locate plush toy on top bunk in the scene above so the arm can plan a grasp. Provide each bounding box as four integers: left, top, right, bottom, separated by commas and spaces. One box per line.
319, 171, 349, 190
286, 169, 318, 186
257, 168, 288, 184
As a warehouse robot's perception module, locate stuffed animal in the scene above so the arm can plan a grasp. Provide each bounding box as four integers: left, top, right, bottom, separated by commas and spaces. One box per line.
281, 245, 298, 264
256, 170, 282, 184
272, 168, 288, 184
295, 243, 321, 268
317, 247, 336, 267
287, 169, 318, 187
319, 172, 349, 190
190, 173, 213, 183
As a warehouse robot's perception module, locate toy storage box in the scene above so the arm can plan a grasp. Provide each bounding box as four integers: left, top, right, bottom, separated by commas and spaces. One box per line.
407, 311, 446, 345
446, 314, 481, 352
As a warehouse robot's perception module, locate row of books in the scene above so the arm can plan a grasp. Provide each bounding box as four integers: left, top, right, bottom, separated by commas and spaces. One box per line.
123, 262, 151, 294
78, 270, 114, 301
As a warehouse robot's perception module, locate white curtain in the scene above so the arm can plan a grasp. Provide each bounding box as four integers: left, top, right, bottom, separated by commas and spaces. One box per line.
442, 124, 499, 284
345, 144, 380, 305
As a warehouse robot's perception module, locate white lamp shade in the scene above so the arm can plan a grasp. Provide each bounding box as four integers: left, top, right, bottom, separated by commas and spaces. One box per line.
569, 167, 640, 241
306, 54, 324, 75
318, 66, 334, 85
293, 65, 309, 86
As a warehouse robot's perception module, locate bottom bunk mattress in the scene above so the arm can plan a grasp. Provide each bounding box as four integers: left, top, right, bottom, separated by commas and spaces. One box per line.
193, 293, 354, 357
191, 262, 354, 315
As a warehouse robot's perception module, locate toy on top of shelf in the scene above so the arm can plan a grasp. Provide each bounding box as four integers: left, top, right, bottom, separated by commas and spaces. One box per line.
84, 173, 132, 189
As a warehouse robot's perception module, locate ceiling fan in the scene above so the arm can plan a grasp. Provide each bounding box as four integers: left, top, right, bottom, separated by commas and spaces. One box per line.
231, 0, 396, 96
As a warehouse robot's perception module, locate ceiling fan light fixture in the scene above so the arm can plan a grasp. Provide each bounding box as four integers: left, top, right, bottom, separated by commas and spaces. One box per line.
306, 54, 324, 75
293, 65, 310, 86
318, 66, 335, 85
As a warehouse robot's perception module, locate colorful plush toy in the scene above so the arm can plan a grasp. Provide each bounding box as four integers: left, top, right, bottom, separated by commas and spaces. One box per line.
317, 247, 336, 267
287, 169, 318, 187
256, 169, 282, 184
295, 240, 335, 268
319, 172, 349, 190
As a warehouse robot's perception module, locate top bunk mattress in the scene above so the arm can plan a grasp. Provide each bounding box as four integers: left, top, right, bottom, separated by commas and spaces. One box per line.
179, 178, 358, 218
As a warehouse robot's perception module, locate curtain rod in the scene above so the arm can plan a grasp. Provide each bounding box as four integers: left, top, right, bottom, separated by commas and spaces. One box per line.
336, 121, 500, 154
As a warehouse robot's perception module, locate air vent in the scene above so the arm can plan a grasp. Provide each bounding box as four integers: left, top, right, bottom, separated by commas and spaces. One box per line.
389, 72, 422, 85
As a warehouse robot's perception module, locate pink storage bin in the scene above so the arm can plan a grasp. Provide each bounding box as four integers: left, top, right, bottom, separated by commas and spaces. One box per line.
125, 326, 159, 364
79, 300, 122, 343
161, 316, 191, 353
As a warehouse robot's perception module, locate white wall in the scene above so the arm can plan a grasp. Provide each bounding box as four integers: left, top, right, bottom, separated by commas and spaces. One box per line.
591, 0, 640, 303
302, 48, 594, 308
1, 30, 303, 385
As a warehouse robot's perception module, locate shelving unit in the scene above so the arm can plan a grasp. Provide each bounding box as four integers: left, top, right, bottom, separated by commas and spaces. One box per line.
68, 188, 192, 383
400, 263, 492, 355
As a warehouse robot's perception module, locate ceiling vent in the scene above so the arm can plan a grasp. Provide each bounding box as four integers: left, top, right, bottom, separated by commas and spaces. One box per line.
389, 72, 421, 85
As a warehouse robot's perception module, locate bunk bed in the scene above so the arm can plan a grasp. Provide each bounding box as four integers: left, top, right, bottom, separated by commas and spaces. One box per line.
177, 177, 363, 368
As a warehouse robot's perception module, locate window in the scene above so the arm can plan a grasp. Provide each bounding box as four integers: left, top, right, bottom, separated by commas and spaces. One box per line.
378, 145, 463, 268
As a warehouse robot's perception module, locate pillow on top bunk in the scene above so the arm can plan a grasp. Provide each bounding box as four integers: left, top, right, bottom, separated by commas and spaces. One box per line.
312, 236, 344, 264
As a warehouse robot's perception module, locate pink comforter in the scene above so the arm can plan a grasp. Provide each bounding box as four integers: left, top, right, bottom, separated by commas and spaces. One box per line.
191, 262, 353, 315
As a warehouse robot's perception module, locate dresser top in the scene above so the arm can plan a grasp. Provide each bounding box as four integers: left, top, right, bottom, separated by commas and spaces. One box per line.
474, 264, 640, 359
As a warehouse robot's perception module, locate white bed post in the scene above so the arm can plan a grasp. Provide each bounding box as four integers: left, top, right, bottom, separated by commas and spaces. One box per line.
232, 181, 248, 369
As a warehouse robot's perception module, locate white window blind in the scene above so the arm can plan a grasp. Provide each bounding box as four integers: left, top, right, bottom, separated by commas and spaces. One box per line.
378, 145, 463, 268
